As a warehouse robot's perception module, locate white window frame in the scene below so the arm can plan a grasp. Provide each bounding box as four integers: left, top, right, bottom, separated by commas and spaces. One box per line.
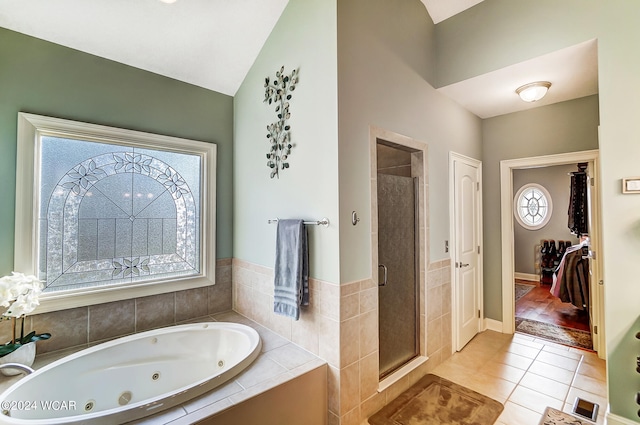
15, 113, 217, 314
513, 183, 552, 230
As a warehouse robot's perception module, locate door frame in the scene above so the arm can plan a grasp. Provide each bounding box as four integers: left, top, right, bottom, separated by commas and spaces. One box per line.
500, 149, 604, 357
449, 152, 483, 352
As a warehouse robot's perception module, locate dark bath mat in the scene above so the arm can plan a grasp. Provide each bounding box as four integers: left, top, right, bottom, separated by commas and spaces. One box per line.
368, 374, 503, 425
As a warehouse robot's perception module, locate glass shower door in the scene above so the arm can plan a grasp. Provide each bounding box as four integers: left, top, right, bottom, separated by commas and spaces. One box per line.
377, 173, 419, 378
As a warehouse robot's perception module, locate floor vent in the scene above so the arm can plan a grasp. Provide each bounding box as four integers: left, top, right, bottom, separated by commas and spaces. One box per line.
572, 397, 598, 421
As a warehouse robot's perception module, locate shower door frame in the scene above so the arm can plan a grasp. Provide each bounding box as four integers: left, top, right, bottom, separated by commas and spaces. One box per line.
369, 126, 428, 389
377, 174, 420, 379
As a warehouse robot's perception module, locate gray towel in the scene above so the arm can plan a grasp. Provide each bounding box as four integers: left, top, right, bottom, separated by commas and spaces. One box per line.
273, 219, 309, 320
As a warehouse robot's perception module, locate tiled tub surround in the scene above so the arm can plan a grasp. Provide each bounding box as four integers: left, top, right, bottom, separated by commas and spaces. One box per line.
0, 259, 233, 355
5, 256, 454, 425
232, 258, 453, 425
0, 311, 327, 425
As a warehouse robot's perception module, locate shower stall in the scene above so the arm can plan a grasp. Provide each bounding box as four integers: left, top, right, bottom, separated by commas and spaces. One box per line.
376, 142, 420, 379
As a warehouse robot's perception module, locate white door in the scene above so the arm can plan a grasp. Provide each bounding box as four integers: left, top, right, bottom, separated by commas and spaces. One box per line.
453, 157, 482, 350
586, 161, 604, 354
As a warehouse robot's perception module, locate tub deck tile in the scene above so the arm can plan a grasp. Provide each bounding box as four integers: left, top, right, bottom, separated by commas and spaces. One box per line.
212, 310, 254, 325
236, 354, 288, 389
167, 398, 233, 425
264, 341, 318, 370
290, 357, 327, 376
253, 323, 290, 352
182, 380, 244, 414
129, 405, 187, 424
228, 371, 296, 404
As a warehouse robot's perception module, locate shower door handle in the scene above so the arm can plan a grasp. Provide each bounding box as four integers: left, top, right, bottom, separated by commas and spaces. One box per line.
378, 264, 388, 286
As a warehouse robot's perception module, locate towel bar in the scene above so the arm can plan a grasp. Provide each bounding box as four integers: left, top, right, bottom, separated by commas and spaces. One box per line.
268, 217, 330, 227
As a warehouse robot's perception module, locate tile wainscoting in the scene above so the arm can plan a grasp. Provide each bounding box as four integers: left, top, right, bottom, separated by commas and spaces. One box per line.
232, 257, 453, 425
1, 259, 233, 354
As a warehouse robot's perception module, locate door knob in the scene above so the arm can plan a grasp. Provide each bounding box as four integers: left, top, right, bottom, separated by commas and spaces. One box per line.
457, 262, 469, 268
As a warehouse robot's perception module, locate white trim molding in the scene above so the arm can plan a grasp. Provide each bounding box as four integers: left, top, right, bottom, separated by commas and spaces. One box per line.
484, 318, 503, 333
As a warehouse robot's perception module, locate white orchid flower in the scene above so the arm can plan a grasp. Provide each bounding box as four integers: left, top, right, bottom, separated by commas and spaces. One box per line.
0, 278, 15, 307
0, 272, 43, 318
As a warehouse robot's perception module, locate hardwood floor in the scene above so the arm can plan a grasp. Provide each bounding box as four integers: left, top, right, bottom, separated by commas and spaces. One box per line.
515, 279, 590, 332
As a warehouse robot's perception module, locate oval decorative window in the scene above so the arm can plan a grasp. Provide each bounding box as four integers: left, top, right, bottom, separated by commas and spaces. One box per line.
513, 183, 553, 230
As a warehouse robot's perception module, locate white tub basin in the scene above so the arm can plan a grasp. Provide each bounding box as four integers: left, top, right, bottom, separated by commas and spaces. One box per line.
0, 322, 261, 424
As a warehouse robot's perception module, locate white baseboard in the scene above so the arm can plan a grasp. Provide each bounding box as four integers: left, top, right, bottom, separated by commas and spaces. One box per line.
484, 318, 503, 333
514, 272, 538, 282
606, 412, 640, 425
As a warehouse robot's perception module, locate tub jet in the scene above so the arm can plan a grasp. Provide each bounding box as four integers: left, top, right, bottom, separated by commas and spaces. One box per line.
119, 391, 132, 406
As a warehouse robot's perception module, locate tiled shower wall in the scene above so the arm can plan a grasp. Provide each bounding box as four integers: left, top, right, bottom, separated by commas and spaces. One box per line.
2, 259, 232, 354
425, 259, 452, 365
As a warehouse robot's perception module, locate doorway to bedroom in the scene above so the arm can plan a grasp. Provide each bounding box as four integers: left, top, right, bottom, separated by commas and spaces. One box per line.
501, 150, 603, 357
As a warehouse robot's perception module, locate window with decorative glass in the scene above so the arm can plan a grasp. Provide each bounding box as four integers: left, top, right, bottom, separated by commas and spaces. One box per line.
15, 113, 216, 313
513, 183, 552, 230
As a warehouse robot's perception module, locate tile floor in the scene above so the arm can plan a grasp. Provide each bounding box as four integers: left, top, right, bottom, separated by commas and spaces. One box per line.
431, 331, 607, 425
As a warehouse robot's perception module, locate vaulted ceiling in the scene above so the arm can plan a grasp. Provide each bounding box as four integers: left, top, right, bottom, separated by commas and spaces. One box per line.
0, 0, 596, 118
0, 0, 289, 96
420, 0, 484, 24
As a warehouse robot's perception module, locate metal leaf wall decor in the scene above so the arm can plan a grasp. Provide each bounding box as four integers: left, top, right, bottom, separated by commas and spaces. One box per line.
264, 66, 299, 178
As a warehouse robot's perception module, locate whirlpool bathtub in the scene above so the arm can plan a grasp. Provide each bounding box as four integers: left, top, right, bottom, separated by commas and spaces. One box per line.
0, 322, 261, 424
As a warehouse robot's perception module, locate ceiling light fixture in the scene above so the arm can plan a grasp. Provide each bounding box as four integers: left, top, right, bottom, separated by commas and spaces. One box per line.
515, 81, 551, 102
159, 0, 177, 3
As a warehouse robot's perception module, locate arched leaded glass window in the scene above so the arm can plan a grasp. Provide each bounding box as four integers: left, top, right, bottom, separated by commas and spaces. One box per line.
15, 113, 216, 312
513, 183, 553, 230
41, 140, 200, 291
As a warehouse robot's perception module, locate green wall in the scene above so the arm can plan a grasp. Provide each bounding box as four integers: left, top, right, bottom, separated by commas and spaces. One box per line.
233, 0, 339, 283
337, 0, 482, 282
482, 95, 600, 319
0, 28, 234, 276
434, 0, 598, 88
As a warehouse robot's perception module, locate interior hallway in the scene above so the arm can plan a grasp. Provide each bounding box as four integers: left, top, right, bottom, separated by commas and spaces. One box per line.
431, 330, 607, 425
